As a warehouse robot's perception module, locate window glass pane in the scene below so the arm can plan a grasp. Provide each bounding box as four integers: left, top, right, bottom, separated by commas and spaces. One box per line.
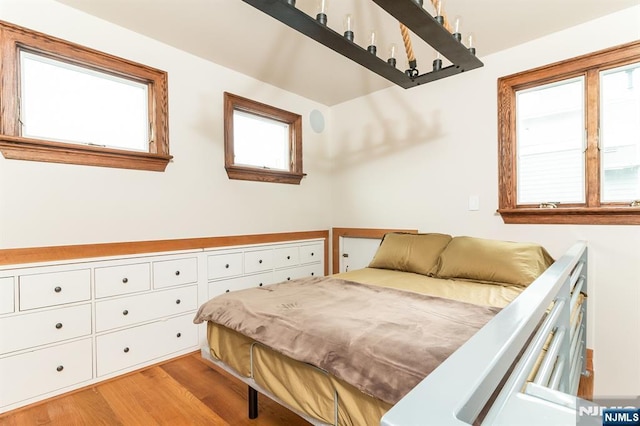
20, 51, 149, 151
516, 77, 585, 204
233, 110, 289, 170
600, 63, 640, 202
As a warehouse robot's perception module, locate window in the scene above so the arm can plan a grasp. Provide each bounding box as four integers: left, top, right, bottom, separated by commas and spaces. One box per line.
0, 21, 170, 171
224, 92, 303, 184
498, 41, 640, 225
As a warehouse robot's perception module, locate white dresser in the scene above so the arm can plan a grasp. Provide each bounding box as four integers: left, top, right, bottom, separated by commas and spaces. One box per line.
205, 239, 325, 298
0, 250, 200, 413
0, 237, 325, 414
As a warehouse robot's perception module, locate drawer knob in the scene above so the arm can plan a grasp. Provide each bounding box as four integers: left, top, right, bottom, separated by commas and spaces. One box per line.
56, 365, 64, 372
54, 286, 62, 293
311, 252, 315, 256
175, 299, 181, 304
123, 309, 129, 316
311, 272, 315, 276
225, 264, 230, 269
122, 277, 128, 284
286, 277, 291, 281
55, 322, 63, 329
124, 347, 130, 353
225, 289, 230, 293
259, 283, 263, 287
176, 332, 182, 338
175, 270, 180, 276
258, 259, 263, 264
287, 255, 290, 260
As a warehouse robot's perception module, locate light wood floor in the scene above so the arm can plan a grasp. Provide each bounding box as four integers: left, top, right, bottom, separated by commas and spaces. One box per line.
577, 349, 594, 401
0, 352, 311, 426
0, 350, 594, 425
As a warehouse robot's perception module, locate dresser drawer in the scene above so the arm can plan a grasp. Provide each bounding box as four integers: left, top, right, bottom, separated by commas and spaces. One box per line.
299, 243, 323, 265
0, 304, 92, 354
272, 264, 322, 284
243, 271, 274, 289
153, 257, 198, 289
272, 268, 297, 284
244, 249, 273, 274
207, 272, 273, 299
19, 269, 90, 311
95, 263, 150, 298
207, 252, 243, 280
0, 277, 14, 315
158, 313, 199, 358
95, 285, 197, 332
297, 263, 324, 279
0, 338, 93, 408
96, 313, 197, 377
273, 246, 299, 269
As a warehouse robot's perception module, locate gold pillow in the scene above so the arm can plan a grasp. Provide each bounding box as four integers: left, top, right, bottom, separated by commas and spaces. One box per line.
368, 232, 452, 276
435, 236, 555, 287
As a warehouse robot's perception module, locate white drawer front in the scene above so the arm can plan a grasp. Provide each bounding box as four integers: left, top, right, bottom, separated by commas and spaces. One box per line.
159, 313, 199, 357
97, 321, 160, 376
0, 277, 14, 315
96, 313, 197, 377
297, 263, 324, 279
272, 269, 296, 284
0, 338, 93, 408
273, 247, 299, 269
153, 257, 198, 289
207, 252, 243, 280
299, 243, 323, 265
244, 249, 273, 274
95, 263, 150, 298
0, 304, 92, 354
95, 285, 198, 332
19, 269, 90, 311
207, 271, 273, 299
272, 264, 323, 284
243, 271, 274, 289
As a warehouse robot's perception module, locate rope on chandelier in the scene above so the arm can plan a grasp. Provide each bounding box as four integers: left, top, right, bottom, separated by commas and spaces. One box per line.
399, 0, 451, 78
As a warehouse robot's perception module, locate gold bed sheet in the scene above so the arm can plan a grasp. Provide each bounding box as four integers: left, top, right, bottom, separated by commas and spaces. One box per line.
205, 269, 524, 426
337, 268, 523, 308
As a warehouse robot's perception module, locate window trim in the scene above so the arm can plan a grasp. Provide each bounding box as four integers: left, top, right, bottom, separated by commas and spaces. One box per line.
224, 92, 304, 185
0, 20, 171, 171
498, 40, 640, 225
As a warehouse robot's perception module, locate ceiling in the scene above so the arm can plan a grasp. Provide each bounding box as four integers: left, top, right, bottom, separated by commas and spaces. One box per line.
56, 0, 638, 106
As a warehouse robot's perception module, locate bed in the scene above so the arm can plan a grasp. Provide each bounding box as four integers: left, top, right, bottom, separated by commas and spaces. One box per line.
194, 233, 590, 425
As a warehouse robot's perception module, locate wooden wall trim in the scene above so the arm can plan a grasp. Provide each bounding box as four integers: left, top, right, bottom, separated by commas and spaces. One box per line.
331, 227, 417, 274
0, 231, 330, 275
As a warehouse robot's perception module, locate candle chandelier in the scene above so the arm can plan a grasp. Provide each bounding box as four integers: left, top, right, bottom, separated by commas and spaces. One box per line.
241, 0, 483, 88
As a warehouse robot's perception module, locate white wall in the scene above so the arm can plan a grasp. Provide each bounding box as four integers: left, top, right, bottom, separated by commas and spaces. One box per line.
329, 7, 640, 397
0, 0, 333, 248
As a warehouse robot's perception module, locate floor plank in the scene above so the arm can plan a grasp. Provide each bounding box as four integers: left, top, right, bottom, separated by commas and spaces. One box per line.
577, 349, 594, 401
161, 354, 310, 426
0, 352, 309, 425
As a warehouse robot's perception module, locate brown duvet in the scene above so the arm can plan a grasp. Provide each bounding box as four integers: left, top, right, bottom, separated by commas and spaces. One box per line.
193, 276, 501, 405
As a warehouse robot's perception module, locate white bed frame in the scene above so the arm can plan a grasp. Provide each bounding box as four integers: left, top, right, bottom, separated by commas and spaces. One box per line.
381, 241, 594, 425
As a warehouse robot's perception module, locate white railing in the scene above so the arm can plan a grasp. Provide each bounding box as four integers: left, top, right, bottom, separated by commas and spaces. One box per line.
381, 241, 593, 426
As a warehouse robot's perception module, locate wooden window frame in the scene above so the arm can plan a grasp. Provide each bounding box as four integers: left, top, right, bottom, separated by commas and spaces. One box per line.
224, 92, 304, 185
0, 20, 171, 171
498, 40, 640, 225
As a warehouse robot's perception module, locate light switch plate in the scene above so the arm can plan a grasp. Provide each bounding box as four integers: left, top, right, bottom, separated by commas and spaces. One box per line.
468, 195, 480, 211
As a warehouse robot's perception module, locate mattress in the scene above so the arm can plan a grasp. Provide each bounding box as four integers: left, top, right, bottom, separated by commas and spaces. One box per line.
204, 268, 524, 425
